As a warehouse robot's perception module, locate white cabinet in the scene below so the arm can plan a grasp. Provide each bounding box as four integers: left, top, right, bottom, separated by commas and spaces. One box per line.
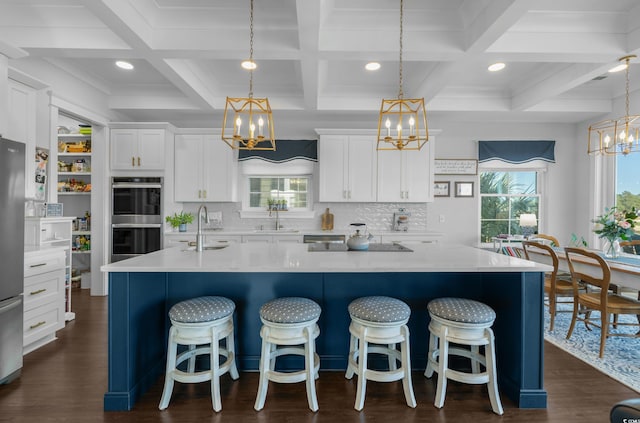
377, 138, 435, 202
164, 233, 241, 248
110, 128, 166, 170
380, 233, 442, 244
318, 134, 377, 202
174, 134, 238, 202
24, 217, 75, 322
241, 234, 303, 243
7, 79, 36, 198
23, 248, 66, 354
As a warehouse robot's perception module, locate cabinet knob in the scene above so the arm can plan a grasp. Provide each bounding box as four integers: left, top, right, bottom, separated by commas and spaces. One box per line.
131, 157, 135, 167
198, 190, 201, 198
137, 157, 141, 166
203, 190, 207, 198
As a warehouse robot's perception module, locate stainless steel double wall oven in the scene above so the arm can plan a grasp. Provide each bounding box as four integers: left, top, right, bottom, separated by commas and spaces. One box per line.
111, 177, 163, 262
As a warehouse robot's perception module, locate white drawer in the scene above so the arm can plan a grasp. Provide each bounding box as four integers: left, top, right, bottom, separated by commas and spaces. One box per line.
24, 270, 63, 312
24, 250, 65, 278
23, 301, 64, 347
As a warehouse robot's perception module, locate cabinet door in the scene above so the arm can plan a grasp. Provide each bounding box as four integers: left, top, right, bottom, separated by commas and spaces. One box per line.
403, 146, 432, 202
137, 129, 165, 169
110, 129, 138, 169
174, 134, 204, 202
8, 79, 36, 198
376, 150, 404, 202
347, 135, 377, 202
202, 135, 237, 202
318, 135, 348, 201
403, 137, 434, 202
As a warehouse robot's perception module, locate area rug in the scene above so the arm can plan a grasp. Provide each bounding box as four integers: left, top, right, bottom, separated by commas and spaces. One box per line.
543, 306, 640, 393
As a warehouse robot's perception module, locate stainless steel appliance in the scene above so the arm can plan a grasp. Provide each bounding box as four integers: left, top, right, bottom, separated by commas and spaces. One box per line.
0, 137, 25, 384
111, 177, 163, 262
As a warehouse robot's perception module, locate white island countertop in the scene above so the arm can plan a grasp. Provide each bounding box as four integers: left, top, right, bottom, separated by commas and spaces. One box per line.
101, 242, 551, 273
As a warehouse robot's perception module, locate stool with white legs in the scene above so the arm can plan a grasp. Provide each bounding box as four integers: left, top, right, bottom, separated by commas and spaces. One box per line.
254, 297, 321, 412
345, 296, 416, 411
159, 296, 239, 412
424, 297, 503, 415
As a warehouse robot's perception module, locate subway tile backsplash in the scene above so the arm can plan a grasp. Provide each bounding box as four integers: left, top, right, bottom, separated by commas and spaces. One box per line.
179, 202, 428, 233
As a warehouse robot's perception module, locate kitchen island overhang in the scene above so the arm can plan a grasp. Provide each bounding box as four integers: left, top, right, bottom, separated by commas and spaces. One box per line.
101, 242, 551, 411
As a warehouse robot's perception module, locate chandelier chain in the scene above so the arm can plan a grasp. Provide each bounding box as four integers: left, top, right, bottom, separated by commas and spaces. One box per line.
248, 0, 254, 98
398, 0, 404, 99
625, 56, 630, 119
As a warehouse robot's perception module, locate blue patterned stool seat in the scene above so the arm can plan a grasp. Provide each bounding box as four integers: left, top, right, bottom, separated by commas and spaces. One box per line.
427, 297, 496, 325
260, 297, 321, 324
348, 296, 410, 323
169, 296, 235, 324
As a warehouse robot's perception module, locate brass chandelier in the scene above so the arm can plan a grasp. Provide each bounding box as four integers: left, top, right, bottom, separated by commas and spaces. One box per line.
377, 0, 428, 151
221, 0, 275, 150
588, 55, 639, 156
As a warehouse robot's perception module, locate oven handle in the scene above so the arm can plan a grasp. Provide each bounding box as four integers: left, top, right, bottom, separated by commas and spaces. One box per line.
112, 183, 162, 189
112, 223, 163, 228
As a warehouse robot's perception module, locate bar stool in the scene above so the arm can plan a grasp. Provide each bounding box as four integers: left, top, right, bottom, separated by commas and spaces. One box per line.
254, 297, 321, 412
424, 297, 503, 415
159, 296, 239, 412
345, 296, 416, 411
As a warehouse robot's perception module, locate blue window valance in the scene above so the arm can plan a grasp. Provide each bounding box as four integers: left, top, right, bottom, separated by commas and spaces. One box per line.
238, 140, 317, 163
478, 140, 555, 165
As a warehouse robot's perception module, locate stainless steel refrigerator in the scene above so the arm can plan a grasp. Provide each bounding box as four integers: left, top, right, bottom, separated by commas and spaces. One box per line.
0, 137, 25, 384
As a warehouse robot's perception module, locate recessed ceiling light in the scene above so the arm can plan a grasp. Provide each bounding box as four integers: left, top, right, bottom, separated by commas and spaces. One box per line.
608, 63, 628, 73
115, 60, 134, 70
488, 62, 506, 72
241, 60, 257, 70
365, 62, 381, 71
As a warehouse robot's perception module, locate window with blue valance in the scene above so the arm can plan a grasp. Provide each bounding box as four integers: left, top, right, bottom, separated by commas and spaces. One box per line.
478, 140, 555, 169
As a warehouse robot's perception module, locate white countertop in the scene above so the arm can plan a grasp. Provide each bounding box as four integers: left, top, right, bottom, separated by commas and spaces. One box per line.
164, 229, 444, 237
101, 242, 551, 273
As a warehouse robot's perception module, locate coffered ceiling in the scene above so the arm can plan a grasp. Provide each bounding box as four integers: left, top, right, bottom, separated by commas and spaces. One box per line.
2, 0, 640, 129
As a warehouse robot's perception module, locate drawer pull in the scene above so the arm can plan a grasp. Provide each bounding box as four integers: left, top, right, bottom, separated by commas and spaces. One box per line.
30, 288, 47, 296
29, 321, 46, 330
29, 263, 47, 268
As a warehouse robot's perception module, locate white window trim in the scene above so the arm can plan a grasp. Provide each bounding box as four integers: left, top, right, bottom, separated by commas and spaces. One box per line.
478, 169, 545, 248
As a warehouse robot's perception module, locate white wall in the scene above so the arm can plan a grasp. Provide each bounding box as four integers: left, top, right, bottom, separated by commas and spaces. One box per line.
426, 119, 581, 246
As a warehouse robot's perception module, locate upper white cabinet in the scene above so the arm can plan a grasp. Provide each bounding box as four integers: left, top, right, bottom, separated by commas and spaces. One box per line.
377, 137, 435, 202
174, 133, 238, 202
110, 128, 166, 170
318, 133, 377, 202
7, 79, 36, 198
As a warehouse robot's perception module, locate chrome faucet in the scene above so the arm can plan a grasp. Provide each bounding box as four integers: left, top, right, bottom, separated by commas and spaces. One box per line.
196, 204, 209, 252
268, 205, 281, 231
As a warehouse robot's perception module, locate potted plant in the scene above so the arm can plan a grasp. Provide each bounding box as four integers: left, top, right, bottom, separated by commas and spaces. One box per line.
165, 211, 194, 232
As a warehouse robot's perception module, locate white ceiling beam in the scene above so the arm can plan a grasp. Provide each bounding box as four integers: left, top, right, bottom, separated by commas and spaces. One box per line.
416, 0, 530, 103
295, 0, 322, 110
511, 63, 615, 111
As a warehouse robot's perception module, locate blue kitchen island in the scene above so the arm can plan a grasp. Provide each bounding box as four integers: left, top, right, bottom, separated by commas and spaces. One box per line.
101, 242, 551, 411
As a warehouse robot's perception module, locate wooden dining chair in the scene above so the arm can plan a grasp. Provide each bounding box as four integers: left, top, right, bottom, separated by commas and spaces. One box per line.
620, 239, 640, 255
531, 233, 560, 247
564, 247, 640, 358
522, 241, 581, 331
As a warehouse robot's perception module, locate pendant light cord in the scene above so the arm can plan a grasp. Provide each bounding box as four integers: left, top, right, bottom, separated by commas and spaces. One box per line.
248, 0, 254, 98
398, 0, 404, 99
625, 56, 630, 120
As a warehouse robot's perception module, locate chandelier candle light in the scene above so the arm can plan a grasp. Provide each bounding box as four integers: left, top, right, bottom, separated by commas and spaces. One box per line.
588, 55, 640, 156
376, 0, 428, 151
221, 0, 275, 151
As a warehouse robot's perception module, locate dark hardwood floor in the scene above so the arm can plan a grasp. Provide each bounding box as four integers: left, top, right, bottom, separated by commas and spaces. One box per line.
0, 289, 636, 422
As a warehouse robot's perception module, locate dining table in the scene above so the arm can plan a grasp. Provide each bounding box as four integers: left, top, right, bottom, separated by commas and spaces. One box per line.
525, 246, 640, 291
